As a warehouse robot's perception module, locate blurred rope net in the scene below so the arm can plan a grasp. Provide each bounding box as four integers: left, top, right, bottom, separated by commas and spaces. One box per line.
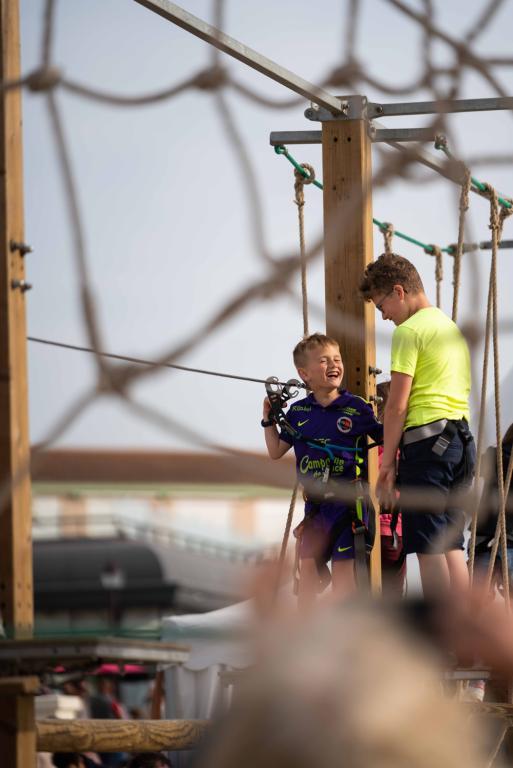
4, 0, 513, 576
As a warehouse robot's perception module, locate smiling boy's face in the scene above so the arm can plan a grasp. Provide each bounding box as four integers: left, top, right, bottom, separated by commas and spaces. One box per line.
297, 343, 344, 392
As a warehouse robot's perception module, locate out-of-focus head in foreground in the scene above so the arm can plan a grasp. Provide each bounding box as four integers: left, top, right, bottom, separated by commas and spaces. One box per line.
197, 600, 487, 768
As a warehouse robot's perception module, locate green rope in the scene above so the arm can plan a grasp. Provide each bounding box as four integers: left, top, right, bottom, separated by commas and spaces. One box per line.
434, 140, 512, 210
274, 145, 323, 190
274, 144, 506, 255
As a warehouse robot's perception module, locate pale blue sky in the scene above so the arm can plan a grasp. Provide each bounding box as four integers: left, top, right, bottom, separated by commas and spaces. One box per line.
21, 0, 513, 452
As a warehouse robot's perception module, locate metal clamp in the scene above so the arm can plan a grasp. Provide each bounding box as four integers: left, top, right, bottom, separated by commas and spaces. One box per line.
368, 366, 382, 376
305, 95, 368, 122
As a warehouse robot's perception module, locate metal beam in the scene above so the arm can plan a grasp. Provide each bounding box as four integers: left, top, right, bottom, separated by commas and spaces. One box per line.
368, 96, 513, 119
270, 131, 321, 146
133, 0, 344, 114
270, 127, 438, 146
371, 127, 437, 143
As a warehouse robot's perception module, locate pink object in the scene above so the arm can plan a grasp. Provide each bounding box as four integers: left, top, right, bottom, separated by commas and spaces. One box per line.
93, 663, 146, 676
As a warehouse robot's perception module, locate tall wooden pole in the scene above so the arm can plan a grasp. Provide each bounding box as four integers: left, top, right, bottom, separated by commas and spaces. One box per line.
0, 0, 36, 763
322, 116, 381, 592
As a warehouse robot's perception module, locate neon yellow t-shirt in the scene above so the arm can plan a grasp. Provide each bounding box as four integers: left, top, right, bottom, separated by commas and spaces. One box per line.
390, 306, 471, 429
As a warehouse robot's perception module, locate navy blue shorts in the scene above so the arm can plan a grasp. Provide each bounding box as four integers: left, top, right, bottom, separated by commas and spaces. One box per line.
397, 424, 476, 555
298, 503, 369, 562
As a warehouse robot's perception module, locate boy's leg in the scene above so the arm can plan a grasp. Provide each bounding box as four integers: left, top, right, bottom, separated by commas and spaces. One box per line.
399, 430, 469, 598
331, 559, 357, 600
445, 548, 469, 595
417, 552, 450, 598
297, 557, 319, 611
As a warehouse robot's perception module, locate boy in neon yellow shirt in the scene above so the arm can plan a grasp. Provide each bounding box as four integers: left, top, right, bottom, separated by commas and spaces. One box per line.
359, 253, 476, 597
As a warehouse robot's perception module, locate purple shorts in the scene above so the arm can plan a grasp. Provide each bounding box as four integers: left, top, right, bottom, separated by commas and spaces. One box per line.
297, 504, 368, 562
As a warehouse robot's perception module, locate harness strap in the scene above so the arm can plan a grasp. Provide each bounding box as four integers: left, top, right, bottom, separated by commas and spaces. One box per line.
352, 496, 369, 592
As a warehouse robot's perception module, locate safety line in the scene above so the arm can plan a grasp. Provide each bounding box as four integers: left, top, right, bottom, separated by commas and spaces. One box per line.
434, 140, 513, 210
274, 144, 512, 255
27, 336, 306, 389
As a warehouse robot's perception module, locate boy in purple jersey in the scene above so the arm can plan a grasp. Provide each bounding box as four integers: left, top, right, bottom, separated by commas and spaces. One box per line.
262, 333, 382, 607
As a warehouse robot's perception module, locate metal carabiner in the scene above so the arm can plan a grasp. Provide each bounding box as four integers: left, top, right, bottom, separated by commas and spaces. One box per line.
283, 378, 302, 401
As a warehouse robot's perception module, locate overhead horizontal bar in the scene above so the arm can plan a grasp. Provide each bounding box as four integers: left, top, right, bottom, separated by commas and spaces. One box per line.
270, 131, 321, 145
133, 0, 344, 114
368, 96, 513, 118
371, 127, 437, 142
476, 239, 513, 250
270, 127, 436, 146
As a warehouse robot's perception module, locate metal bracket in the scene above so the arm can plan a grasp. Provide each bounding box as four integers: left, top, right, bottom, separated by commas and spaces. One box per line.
305, 95, 368, 122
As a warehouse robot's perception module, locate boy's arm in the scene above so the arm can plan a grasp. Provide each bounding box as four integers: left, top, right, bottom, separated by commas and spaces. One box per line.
262, 397, 292, 460
376, 372, 412, 507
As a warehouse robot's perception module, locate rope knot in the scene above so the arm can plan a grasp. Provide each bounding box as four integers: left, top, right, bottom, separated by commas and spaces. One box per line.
193, 65, 227, 91
425, 245, 443, 307
434, 134, 448, 151
294, 164, 315, 208
499, 198, 513, 234
326, 60, 361, 87
26, 66, 62, 92
380, 222, 394, 255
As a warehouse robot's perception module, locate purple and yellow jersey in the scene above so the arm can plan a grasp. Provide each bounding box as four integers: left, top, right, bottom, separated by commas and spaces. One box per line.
279, 391, 383, 515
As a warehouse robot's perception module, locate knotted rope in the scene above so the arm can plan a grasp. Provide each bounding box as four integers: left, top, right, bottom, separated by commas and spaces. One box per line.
294, 163, 316, 338
380, 221, 394, 255
276, 161, 316, 597
451, 169, 472, 322
425, 244, 443, 308
468, 184, 513, 604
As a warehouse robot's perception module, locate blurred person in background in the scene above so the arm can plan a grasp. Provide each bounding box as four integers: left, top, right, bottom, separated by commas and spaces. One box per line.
126, 752, 172, 768
376, 380, 407, 597
472, 422, 513, 596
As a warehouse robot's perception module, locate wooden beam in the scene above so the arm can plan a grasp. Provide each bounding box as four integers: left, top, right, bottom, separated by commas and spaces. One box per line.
36, 718, 209, 753
321, 119, 381, 592
0, 0, 33, 639
0, 2, 35, 765
0, 677, 39, 696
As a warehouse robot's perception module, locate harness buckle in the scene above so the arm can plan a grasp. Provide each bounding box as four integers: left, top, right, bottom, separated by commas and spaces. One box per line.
432, 434, 451, 456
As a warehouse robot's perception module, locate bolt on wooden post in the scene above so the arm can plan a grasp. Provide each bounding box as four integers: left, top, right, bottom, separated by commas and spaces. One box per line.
321, 115, 381, 592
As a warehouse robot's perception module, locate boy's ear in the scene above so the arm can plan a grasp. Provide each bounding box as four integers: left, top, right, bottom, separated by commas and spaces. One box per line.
296, 366, 309, 384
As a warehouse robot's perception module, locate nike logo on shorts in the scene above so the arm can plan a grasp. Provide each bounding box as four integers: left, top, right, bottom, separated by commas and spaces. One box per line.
338, 546, 352, 553
298, 419, 309, 427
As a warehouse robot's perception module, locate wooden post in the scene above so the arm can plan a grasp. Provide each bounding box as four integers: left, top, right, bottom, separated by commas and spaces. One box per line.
0, 0, 33, 638
322, 116, 381, 592
0, 0, 35, 764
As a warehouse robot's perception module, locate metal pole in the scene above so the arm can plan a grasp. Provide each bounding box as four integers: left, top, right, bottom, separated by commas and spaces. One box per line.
133, 0, 344, 114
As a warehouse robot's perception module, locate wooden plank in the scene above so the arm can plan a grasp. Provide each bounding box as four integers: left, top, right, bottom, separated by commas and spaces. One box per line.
321, 119, 381, 592
0, 0, 33, 639
36, 718, 210, 753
